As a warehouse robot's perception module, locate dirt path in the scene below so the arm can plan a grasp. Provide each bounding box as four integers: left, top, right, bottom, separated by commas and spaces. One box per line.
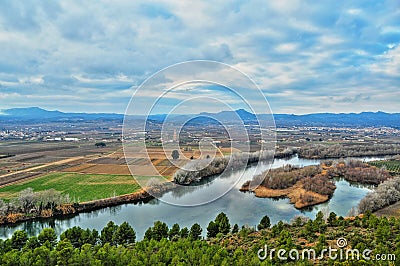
0, 156, 85, 179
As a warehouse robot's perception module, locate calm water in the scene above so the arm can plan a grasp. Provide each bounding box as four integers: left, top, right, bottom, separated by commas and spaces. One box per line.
0, 155, 384, 239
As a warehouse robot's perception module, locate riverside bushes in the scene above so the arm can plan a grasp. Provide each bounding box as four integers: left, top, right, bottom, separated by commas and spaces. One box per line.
174, 150, 274, 184
358, 176, 400, 213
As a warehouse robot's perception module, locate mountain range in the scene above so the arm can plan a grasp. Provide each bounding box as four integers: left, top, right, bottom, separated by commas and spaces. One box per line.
1, 107, 399, 128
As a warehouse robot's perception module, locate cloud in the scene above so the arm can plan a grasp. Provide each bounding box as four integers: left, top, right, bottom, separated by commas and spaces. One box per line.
0, 0, 399, 114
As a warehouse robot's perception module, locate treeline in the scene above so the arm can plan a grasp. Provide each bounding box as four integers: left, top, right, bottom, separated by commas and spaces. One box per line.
0, 188, 71, 223
358, 176, 400, 213
298, 143, 400, 159
323, 159, 391, 185
174, 150, 274, 184
0, 211, 399, 265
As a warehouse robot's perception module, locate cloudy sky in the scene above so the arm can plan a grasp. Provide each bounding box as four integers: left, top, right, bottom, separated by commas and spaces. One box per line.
0, 0, 399, 114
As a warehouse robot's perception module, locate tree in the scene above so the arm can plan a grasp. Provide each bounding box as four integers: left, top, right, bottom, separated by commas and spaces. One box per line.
56, 239, 74, 266
114, 222, 136, 245
100, 221, 118, 246
144, 227, 153, 241
60, 226, 85, 248
18, 188, 36, 213
232, 224, 239, 234
25, 236, 40, 250
169, 223, 180, 240
189, 223, 202, 240
315, 234, 327, 254
95, 142, 106, 148
171, 150, 180, 160
258, 215, 271, 230
207, 221, 219, 238
327, 212, 337, 226
180, 227, 189, 239
215, 212, 230, 235
152, 221, 169, 241
11, 230, 28, 250
38, 228, 57, 248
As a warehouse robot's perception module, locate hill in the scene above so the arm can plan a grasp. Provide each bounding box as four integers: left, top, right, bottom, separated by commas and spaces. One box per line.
1, 107, 399, 128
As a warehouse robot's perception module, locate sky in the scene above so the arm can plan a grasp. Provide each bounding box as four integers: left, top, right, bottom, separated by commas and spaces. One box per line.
0, 0, 399, 114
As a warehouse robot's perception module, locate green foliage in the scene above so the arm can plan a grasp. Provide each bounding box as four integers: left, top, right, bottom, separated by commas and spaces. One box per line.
189, 223, 202, 240
38, 228, 57, 248
0, 173, 141, 203
168, 223, 180, 241
368, 160, 400, 174
95, 142, 106, 148
171, 149, 180, 160
1, 212, 400, 265
215, 212, 231, 235
25, 236, 40, 250
207, 221, 218, 238
100, 221, 118, 246
11, 230, 28, 250
151, 221, 169, 241
60, 226, 98, 248
232, 223, 239, 234
257, 215, 271, 230
179, 227, 189, 239
115, 222, 136, 245
327, 212, 337, 226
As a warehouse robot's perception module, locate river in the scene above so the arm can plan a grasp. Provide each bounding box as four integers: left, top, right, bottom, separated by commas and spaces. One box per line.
0, 155, 386, 239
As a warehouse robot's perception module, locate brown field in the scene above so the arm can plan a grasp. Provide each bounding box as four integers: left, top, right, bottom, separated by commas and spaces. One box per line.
0, 142, 237, 189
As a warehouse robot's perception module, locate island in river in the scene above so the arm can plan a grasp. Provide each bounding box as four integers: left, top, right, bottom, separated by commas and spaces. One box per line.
240, 159, 391, 209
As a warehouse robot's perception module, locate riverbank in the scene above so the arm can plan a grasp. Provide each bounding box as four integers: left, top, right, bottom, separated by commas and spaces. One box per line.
0, 155, 392, 227
0, 181, 177, 226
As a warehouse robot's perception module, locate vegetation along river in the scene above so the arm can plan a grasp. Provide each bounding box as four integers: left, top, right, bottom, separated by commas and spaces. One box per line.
0, 155, 388, 239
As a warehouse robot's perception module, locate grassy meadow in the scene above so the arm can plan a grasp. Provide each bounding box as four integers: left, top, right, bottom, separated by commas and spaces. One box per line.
0, 172, 147, 203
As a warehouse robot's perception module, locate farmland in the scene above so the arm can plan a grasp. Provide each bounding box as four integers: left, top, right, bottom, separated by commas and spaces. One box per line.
0, 172, 142, 202
368, 160, 400, 174
0, 140, 232, 203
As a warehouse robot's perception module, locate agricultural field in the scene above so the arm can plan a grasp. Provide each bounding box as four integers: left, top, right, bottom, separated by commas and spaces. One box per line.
0, 140, 237, 203
368, 160, 400, 174
0, 172, 144, 202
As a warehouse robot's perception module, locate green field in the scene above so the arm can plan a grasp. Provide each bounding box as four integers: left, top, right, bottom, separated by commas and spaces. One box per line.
368, 160, 400, 174
0, 173, 147, 203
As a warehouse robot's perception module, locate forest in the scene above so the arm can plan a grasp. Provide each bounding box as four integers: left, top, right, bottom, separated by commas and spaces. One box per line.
0, 211, 398, 265
298, 143, 400, 159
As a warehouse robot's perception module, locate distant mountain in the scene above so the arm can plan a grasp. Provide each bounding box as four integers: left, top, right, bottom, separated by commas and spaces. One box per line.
0, 107, 123, 121
1, 107, 399, 128
3, 107, 65, 118
272, 111, 400, 128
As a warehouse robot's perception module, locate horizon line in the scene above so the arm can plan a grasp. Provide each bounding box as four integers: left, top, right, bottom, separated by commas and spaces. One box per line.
1, 106, 399, 116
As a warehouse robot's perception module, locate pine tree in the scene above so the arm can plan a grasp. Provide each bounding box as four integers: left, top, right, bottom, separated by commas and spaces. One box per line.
257, 215, 271, 230
215, 212, 230, 235
189, 223, 202, 240
207, 221, 219, 238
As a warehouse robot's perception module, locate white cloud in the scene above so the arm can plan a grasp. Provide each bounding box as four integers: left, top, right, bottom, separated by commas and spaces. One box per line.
0, 0, 398, 114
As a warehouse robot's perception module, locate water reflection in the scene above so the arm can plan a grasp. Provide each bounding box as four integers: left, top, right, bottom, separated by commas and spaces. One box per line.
0, 155, 382, 240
